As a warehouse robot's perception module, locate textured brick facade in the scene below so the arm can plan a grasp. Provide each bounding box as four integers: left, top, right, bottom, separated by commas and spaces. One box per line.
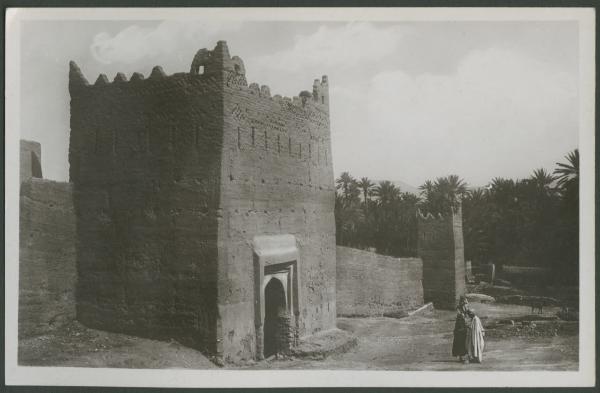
68, 41, 335, 362
19, 178, 76, 338
336, 246, 424, 317
417, 205, 466, 310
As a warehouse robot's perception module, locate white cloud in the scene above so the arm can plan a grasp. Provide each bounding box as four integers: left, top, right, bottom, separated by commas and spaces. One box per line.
90, 21, 242, 64
332, 47, 578, 186
251, 22, 408, 73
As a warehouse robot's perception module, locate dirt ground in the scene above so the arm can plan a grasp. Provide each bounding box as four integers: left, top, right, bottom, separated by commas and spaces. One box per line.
248, 303, 578, 370
19, 302, 578, 371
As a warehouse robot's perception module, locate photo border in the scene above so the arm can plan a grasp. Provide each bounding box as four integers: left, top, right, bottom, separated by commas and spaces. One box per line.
3, 3, 597, 390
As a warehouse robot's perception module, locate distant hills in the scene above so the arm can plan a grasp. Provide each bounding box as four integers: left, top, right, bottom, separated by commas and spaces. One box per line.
373, 179, 420, 195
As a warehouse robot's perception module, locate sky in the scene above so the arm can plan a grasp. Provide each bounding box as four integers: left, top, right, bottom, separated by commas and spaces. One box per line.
19, 19, 579, 188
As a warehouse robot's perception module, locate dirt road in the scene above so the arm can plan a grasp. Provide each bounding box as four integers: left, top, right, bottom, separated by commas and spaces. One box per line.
247, 304, 578, 371
19, 303, 577, 371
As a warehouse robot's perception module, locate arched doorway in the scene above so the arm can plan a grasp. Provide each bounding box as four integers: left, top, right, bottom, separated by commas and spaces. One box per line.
263, 277, 290, 357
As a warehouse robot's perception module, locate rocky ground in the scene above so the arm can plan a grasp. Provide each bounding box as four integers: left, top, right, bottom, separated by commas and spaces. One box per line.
19, 301, 577, 371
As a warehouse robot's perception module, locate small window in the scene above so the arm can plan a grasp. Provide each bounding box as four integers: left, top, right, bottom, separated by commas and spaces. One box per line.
251, 127, 255, 146
198, 65, 205, 74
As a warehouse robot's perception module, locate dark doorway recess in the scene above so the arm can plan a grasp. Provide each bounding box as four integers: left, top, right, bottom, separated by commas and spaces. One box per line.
263, 277, 291, 357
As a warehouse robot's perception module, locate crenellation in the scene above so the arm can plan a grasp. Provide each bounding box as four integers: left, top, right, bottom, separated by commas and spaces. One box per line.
260, 85, 271, 98
95, 74, 109, 86
114, 72, 128, 83
149, 65, 167, 79
130, 72, 145, 82
249, 83, 260, 95
66, 40, 335, 364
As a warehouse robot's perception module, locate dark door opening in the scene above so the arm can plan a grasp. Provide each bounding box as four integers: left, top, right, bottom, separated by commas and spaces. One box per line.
263, 277, 290, 357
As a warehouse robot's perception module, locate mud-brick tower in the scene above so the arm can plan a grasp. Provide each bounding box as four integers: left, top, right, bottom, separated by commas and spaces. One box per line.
417, 205, 466, 310
68, 40, 336, 364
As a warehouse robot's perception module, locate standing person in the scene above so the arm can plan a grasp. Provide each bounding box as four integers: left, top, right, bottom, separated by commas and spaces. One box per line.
466, 309, 485, 363
452, 295, 470, 363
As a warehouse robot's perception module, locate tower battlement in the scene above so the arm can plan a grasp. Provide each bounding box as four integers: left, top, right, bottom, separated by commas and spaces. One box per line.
68, 40, 336, 363
69, 41, 329, 115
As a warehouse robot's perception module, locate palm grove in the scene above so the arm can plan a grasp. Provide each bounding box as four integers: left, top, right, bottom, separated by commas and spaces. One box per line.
334, 149, 579, 284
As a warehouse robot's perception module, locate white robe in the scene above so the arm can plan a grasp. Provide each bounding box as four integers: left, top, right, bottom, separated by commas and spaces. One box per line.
466, 315, 485, 363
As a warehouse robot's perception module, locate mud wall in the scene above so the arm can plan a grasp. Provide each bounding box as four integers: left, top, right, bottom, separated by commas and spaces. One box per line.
417, 206, 466, 310
216, 46, 336, 362
68, 61, 224, 353
336, 246, 423, 317
19, 179, 76, 338
20, 140, 43, 183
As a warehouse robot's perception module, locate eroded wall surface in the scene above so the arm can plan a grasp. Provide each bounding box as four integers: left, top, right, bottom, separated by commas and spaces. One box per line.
19, 179, 76, 338
336, 246, 424, 317
68, 62, 224, 353
217, 49, 336, 362
20, 140, 42, 183
68, 41, 337, 362
417, 206, 466, 310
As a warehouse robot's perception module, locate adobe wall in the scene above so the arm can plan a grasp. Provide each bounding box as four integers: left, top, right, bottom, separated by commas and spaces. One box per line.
336, 246, 423, 317
417, 205, 466, 310
216, 45, 336, 362
19, 178, 76, 338
68, 60, 224, 353
20, 140, 43, 183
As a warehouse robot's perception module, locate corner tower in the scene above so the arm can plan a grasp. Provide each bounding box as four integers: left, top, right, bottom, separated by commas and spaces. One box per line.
68, 41, 336, 363
417, 204, 466, 310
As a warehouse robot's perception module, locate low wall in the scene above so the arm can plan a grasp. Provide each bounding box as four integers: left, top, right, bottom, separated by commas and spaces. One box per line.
19, 178, 76, 338
336, 246, 424, 317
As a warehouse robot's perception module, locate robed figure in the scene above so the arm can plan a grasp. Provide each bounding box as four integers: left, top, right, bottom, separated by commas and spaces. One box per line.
452, 296, 469, 362
466, 310, 485, 363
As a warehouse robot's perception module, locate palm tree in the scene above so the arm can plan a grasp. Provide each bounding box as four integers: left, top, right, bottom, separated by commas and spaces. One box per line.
335, 172, 359, 205
420, 175, 467, 214
336, 172, 355, 196
530, 168, 555, 188
357, 177, 375, 206
418, 180, 434, 198
554, 149, 579, 191
443, 174, 468, 209
374, 180, 400, 206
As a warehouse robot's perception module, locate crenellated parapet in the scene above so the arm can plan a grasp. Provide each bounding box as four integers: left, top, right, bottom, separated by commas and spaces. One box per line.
68, 39, 335, 364
69, 41, 329, 117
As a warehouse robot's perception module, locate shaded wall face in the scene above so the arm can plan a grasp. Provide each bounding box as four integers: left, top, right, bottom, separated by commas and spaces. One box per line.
417, 210, 466, 310
20, 140, 42, 183
19, 179, 76, 340
217, 80, 336, 363
336, 246, 424, 317
69, 74, 224, 353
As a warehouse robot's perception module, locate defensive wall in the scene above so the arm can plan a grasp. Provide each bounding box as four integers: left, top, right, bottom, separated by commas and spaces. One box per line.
336, 246, 424, 317
18, 143, 76, 339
